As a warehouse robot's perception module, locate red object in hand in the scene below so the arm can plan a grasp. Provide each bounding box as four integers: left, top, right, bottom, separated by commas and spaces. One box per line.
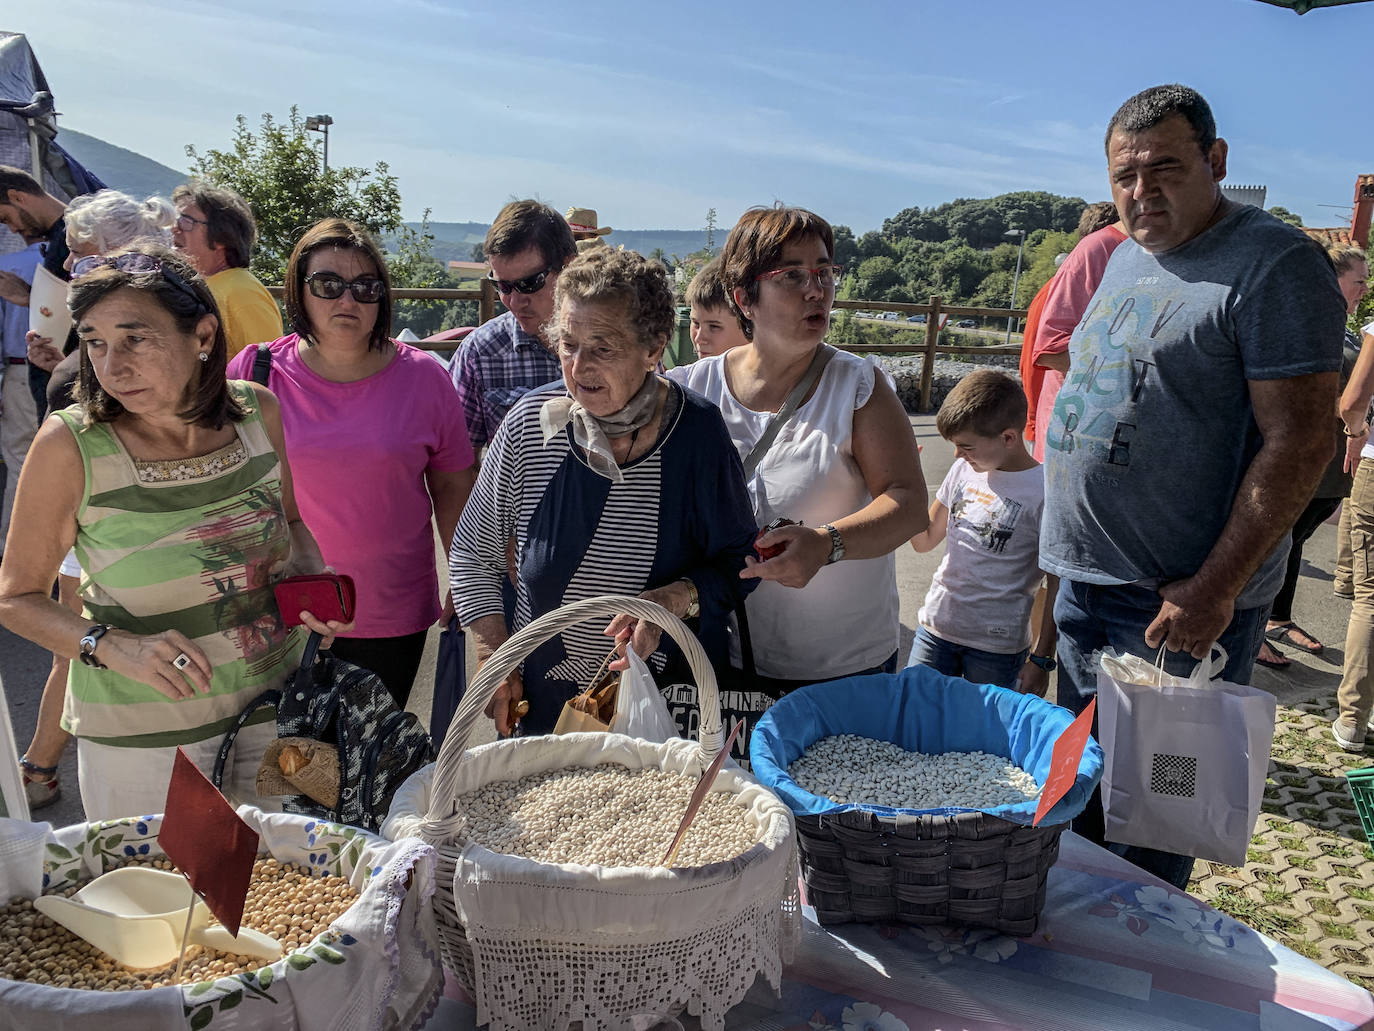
273, 573, 356, 627
755, 518, 799, 561
158, 748, 259, 937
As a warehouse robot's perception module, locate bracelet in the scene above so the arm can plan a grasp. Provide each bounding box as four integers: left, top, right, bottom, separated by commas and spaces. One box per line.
1344, 422, 1369, 438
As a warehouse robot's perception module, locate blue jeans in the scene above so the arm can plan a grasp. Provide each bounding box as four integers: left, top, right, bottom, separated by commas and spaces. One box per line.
907, 625, 1028, 690
1054, 578, 1269, 890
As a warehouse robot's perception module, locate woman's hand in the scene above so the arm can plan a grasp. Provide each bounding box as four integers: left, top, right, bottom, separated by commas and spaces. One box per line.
103, 630, 213, 701
26, 331, 62, 372
603, 583, 690, 671
485, 668, 524, 735
296, 609, 354, 650
1346, 430, 1368, 474
740, 524, 831, 589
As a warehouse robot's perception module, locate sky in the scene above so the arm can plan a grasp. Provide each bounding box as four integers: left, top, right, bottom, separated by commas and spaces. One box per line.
7, 0, 1372, 233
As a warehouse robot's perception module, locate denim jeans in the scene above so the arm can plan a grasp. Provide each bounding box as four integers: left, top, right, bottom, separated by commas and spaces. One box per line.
1054, 578, 1269, 889
907, 625, 1028, 690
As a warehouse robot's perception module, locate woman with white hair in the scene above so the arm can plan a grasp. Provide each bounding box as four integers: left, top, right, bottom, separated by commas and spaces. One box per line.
16, 188, 175, 810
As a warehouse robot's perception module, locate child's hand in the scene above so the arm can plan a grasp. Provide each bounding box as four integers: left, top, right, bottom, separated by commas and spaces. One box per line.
1016, 659, 1049, 697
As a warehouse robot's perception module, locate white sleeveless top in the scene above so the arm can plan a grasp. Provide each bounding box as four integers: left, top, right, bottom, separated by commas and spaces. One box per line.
671, 350, 900, 680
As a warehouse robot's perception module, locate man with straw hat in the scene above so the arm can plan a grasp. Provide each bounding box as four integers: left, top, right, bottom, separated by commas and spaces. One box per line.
566, 206, 613, 253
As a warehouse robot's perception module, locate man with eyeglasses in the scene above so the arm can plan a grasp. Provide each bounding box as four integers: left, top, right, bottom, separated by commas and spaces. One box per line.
449, 200, 577, 451
171, 182, 282, 358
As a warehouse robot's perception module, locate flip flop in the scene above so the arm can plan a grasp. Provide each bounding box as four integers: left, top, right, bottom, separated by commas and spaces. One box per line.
1256, 641, 1290, 670
1265, 621, 1323, 655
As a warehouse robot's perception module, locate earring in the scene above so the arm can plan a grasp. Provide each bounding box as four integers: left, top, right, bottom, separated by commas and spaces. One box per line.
198, 352, 209, 363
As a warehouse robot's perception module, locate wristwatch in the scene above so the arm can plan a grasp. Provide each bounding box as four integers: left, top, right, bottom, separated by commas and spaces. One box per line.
1028, 654, 1057, 672
822, 523, 846, 565
78, 624, 111, 669
678, 578, 700, 619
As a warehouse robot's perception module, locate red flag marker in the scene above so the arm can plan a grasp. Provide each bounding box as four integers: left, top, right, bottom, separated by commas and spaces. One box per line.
1033, 697, 1096, 828
157, 748, 258, 937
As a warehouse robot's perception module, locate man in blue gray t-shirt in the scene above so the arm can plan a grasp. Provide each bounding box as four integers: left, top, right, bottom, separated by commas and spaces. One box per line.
1040, 85, 1346, 890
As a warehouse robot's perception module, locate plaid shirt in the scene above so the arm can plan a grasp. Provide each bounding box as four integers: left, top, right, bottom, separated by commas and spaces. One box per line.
448, 311, 563, 449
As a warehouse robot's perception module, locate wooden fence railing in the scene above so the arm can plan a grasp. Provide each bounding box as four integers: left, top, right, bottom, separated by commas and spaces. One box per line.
266, 286, 1027, 412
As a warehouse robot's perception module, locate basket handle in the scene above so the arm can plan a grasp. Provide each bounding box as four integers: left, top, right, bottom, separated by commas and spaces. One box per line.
421, 594, 722, 837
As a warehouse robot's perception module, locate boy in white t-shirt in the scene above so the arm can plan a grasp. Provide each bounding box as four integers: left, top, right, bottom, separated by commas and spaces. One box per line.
908, 370, 1058, 695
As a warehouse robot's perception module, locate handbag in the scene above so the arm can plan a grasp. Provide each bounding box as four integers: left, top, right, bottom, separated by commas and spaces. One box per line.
429, 616, 467, 750
1096, 644, 1276, 866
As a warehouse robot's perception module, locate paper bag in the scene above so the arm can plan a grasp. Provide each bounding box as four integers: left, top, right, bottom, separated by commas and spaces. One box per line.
553, 671, 618, 735
1097, 645, 1275, 866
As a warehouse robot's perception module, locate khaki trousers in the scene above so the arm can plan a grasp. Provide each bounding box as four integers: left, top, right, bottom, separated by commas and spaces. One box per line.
1337, 496, 1355, 590
1338, 461, 1374, 729
0, 361, 38, 537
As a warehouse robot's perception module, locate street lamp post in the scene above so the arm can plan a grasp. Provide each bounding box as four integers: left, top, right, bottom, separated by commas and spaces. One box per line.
305, 114, 334, 173
1004, 227, 1027, 347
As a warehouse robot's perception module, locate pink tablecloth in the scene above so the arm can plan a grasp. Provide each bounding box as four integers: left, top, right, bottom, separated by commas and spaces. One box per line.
424, 831, 1374, 1030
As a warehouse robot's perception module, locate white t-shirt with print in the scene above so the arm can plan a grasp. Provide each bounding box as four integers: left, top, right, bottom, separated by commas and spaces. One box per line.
919, 458, 1045, 654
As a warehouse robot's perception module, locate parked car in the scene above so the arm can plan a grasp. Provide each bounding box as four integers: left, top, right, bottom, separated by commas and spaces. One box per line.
956, 318, 976, 328
906, 314, 926, 324
882, 312, 899, 321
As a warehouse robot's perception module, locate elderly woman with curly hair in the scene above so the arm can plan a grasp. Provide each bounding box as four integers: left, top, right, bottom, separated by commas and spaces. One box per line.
451, 248, 759, 737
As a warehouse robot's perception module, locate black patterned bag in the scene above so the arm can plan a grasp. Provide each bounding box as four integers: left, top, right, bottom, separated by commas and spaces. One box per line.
215, 633, 434, 832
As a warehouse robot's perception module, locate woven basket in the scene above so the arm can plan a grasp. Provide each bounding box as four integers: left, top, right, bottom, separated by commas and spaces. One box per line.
385, 595, 798, 1031
750, 668, 1102, 937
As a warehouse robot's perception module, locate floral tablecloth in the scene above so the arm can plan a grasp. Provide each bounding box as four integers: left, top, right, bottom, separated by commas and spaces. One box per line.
423, 831, 1374, 1031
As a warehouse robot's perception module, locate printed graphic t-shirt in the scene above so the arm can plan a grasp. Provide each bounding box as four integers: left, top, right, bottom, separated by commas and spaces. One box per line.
919, 458, 1045, 654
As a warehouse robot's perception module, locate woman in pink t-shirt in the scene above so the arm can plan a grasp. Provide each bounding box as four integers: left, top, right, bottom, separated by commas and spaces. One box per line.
227, 218, 474, 705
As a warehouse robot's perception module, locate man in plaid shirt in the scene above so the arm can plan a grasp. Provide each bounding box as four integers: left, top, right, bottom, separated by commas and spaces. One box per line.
450, 200, 577, 450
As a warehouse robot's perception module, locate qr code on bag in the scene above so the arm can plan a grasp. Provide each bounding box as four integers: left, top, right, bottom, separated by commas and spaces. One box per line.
1150, 753, 1198, 798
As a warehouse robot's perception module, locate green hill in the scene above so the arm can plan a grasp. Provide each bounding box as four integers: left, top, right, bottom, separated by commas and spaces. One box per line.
419, 222, 713, 265
56, 129, 186, 200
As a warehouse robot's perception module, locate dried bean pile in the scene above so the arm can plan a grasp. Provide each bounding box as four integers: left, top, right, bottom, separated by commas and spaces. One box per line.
0, 856, 357, 990
788, 734, 1040, 810
458, 763, 759, 867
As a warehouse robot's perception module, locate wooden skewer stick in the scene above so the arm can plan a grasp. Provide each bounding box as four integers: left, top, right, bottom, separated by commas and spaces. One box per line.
661, 721, 744, 868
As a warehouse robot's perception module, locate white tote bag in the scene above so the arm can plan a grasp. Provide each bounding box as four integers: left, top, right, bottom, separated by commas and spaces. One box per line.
1097, 645, 1276, 867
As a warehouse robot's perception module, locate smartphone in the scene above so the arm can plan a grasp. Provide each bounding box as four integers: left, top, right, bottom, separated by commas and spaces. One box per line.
755, 517, 799, 561
273, 574, 356, 627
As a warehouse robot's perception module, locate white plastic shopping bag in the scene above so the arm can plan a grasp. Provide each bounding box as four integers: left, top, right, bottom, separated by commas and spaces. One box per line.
611, 645, 680, 743
1097, 645, 1276, 866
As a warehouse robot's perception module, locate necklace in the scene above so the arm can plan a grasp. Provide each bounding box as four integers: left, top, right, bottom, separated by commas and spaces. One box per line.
615, 426, 640, 464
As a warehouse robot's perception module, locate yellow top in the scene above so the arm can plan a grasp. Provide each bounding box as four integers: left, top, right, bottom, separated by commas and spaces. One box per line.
207, 267, 284, 359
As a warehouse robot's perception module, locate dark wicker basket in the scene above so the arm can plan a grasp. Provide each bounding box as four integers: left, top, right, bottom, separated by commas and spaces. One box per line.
795, 807, 1065, 936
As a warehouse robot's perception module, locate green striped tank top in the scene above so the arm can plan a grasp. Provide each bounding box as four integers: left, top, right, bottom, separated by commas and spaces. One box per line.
57, 381, 303, 747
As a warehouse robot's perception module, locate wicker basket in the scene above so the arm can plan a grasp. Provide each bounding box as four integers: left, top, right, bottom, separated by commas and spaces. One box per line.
384, 595, 798, 1031
750, 667, 1103, 937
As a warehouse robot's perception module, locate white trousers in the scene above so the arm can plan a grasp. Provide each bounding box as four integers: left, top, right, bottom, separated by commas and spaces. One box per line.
77, 721, 280, 823
0, 362, 38, 538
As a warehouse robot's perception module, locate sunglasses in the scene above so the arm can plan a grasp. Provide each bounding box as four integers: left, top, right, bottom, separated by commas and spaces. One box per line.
175, 213, 209, 233
304, 271, 387, 303
754, 264, 843, 291
71, 253, 207, 312
487, 265, 555, 295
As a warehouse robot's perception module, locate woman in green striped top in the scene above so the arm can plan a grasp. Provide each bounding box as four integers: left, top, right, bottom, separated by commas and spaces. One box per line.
0, 245, 348, 821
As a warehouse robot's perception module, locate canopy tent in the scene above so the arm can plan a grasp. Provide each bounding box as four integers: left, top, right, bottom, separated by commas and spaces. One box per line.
1254, 0, 1372, 12
0, 31, 104, 255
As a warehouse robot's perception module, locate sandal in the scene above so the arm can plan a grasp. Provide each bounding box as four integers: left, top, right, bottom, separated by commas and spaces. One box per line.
1265, 621, 1323, 655
1256, 641, 1290, 670
19, 756, 60, 811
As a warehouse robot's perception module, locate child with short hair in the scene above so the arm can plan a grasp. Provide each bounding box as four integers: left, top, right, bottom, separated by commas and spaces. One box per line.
909, 370, 1058, 695
685, 258, 749, 359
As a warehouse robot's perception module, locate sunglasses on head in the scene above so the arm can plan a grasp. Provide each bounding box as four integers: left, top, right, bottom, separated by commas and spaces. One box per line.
487, 265, 555, 295
72, 253, 207, 312
304, 271, 387, 303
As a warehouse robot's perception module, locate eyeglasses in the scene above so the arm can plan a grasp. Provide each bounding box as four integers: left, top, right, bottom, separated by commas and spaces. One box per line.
71, 253, 207, 311
755, 264, 843, 291
175, 213, 209, 233
304, 271, 387, 303
487, 265, 555, 295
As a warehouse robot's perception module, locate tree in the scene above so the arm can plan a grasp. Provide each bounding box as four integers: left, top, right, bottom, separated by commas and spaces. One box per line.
831, 225, 859, 269
186, 108, 404, 284
1268, 206, 1304, 227
705, 208, 718, 253
387, 212, 478, 337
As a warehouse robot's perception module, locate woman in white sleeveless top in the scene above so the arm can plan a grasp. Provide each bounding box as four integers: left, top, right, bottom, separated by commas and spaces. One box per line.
671, 204, 927, 692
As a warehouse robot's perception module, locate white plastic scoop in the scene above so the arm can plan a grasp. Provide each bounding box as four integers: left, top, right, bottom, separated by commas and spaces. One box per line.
33, 866, 281, 970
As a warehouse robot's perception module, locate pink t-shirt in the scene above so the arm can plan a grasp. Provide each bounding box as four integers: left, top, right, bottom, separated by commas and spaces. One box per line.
227, 336, 473, 637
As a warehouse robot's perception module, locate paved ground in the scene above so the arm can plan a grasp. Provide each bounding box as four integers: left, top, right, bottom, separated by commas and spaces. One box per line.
2, 412, 1370, 988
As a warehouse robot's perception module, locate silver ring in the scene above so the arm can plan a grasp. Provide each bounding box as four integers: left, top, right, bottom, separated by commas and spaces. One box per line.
172, 653, 191, 671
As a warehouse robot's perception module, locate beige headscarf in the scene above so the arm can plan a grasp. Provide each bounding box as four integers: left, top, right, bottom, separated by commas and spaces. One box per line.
539, 373, 659, 483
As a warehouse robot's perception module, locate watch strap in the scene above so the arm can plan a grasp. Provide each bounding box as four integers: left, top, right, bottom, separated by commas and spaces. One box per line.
79, 624, 110, 669
1028, 654, 1056, 671
678, 578, 700, 619
822, 523, 845, 565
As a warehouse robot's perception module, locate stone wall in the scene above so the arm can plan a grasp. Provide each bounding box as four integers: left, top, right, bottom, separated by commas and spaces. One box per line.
880, 353, 1022, 413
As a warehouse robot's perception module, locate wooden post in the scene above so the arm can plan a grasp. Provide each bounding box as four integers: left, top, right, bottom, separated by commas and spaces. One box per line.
919, 295, 941, 412
479, 277, 496, 325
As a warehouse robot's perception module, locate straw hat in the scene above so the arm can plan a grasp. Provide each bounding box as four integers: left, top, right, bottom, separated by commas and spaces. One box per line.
565, 206, 613, 237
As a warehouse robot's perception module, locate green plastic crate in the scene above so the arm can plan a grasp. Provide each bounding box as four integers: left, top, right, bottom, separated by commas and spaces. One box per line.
1345, 766, 1374, 841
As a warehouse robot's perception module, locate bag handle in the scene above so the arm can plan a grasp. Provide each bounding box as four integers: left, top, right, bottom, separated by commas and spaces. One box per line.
1151, 642, 1229, 688
420, 595, 721, 841
742, 344, 834, 479
211, 687, 282, 789
250, 342, 273, 386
